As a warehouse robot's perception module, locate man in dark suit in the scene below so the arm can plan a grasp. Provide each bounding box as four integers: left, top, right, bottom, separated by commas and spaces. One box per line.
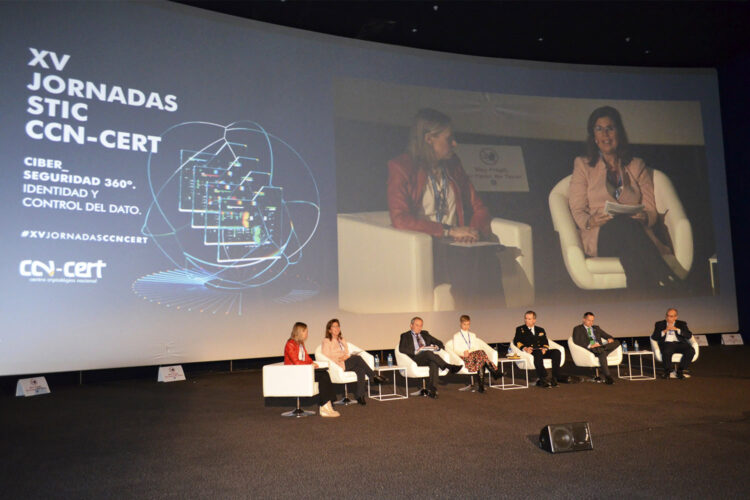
651, 308, 694, 379
514, 310, 566, 387
572, 312, 620, 385
399, 316, 461, 398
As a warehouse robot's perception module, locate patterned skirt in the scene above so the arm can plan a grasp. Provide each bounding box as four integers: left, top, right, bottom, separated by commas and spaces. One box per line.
460, 350, 497, 373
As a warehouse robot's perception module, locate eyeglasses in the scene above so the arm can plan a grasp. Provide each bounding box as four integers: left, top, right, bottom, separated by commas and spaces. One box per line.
594, 125, 616, 134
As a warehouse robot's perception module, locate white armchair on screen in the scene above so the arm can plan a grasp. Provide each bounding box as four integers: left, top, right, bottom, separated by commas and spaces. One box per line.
262, 362, 319, 417
548, 169, 693, 290
567, 335, 623, 381
337, 211, 534, 313
509, 339, 566, 376
394, 344, 450, 396
314, 342, 374, 405
444, 338, 498, 391
649, 336, 700, 369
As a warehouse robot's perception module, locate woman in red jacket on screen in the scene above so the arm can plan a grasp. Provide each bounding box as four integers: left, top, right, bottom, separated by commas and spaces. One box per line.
284, 322, 340, 417
387, 108, 504, 308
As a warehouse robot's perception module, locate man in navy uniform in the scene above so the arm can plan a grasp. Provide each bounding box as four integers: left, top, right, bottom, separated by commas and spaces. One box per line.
514, 310, 566, 387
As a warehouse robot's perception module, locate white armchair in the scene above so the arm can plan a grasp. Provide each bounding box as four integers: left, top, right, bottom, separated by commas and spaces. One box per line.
549, 169, 693, 289
314, 342, 375, 405
567, 335, 623, 381
338, 211, 534, 313
444, 338, 498, 391
509, 339, 566, 376
262, 362, 319, 417
394, 344, 450, 396
650, 336, 700, 367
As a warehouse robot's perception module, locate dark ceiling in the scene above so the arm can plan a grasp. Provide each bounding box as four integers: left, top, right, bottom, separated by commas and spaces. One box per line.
173, 0, 750, 67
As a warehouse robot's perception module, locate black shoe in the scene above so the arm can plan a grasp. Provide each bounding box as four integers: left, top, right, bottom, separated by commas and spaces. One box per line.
676, 371, 685, 380
536, 378, 551, 388
604, 375, 614, 385
448, 364, 462, 374
427, 389, 438, 399
556, 375, 570, 384
549, 376, 559, 387
488, 366, 506, 379
357, 396, 367, 405
660, 371, 669, 379
372, 375, 387, 384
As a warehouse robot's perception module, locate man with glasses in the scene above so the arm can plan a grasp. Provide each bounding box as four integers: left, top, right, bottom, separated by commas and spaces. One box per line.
651, 308, 695, 379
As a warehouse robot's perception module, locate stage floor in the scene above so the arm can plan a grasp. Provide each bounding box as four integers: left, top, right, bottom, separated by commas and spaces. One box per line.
2, 345, 749, 499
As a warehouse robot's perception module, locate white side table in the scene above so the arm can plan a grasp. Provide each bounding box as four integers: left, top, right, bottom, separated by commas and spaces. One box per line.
367, 365, 408, 401
618, 350, 656, 381
489, 358, 529, 390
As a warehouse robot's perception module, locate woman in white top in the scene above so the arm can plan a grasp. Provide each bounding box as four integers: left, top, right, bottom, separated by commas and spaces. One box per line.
321, 318, 386, 405
452, 315, 502, 393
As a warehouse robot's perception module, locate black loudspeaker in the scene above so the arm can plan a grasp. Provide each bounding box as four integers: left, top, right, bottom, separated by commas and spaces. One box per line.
539, 422, 593, 453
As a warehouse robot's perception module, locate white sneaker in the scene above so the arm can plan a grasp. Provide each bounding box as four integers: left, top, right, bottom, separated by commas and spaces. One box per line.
320, 402, 340, 417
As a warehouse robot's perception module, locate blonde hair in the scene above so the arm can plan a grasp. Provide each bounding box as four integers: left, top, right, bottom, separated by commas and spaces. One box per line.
407, 108, 452, 166
290, 322, 308, 343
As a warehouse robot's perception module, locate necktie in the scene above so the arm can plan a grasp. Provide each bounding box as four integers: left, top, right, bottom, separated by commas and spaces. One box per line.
417, 334, 425, 347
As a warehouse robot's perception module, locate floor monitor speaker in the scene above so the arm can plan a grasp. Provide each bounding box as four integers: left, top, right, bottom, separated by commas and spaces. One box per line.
539, 422, 593, 453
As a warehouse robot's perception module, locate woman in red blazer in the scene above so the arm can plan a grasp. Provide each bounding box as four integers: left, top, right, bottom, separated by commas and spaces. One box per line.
284, 322, 339, 417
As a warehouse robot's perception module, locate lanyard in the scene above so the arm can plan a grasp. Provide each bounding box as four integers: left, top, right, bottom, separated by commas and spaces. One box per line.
460, 330, 471, 350
428, 167, 448, 224
602, 156, 624, 200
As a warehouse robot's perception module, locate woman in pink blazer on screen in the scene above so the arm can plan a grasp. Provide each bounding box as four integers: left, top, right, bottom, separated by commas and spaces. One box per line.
568, 106, 676, 290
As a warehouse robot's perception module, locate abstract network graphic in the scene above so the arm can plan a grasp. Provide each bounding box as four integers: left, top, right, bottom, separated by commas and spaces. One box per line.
134, 121, 320, 313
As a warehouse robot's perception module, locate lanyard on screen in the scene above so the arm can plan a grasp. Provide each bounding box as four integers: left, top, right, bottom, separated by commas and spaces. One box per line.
428, 167, 448, 224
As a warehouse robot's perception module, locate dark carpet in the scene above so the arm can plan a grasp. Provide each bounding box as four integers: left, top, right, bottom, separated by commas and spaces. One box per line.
1, 346, 749, 499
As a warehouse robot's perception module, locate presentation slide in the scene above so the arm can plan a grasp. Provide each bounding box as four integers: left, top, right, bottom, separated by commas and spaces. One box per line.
0, 1, 737, 375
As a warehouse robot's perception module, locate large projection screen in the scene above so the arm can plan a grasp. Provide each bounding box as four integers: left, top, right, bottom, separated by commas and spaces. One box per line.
0, 1, 737, 375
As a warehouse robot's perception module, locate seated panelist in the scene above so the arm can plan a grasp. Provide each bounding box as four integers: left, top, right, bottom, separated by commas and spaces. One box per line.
451, 314, 503, 393
513, 310, 567, 388
651, 308, 695, 379
571, 311, 620, 385
398, 316, 462, 399
321, 318, 386, 405
284, 321, 340, 418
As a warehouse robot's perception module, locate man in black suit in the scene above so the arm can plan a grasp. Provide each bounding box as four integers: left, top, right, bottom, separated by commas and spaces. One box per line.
398, 316, 461, 398
514, 310, 566, 387
572, 312, 620, 385
651, 308, 694, 379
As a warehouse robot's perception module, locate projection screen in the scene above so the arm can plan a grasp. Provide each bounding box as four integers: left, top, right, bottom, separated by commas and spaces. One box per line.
0, 1, 737, 375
